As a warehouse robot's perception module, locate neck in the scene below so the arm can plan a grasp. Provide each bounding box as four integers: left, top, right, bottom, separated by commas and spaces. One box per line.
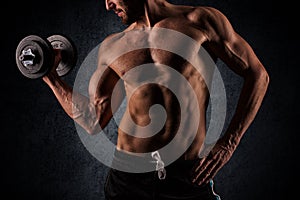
139, 0, 171, 27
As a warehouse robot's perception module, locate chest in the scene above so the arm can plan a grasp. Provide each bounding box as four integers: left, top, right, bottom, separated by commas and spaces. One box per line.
106, 18, 208, 79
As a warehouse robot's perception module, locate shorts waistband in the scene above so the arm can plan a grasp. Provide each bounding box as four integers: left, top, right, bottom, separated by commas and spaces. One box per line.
110, 148, 198, 177
111, 149, 162, 173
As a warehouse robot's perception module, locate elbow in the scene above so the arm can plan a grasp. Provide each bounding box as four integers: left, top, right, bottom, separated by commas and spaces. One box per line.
86, 128, 97, 135
260, 68, 270, 89
85, 119, 109, 135
85, 125, 102, 135
246, 66, 270, 89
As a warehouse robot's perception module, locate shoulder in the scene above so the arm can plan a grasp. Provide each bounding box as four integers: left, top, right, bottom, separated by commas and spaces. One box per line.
101, 24, 136, 45
187, 6, 229, 25
97, 32, 123, 67
99, 31, 126, 52
102, 32, 125, 44
189, 6, 226, 21
187, 6, 234, 41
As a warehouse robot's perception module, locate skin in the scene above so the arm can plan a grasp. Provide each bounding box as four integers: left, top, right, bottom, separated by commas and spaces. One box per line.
43, 0, 269, 186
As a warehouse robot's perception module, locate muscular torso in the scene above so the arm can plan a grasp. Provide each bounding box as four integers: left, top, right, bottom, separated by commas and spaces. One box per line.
95, 6, 215, 160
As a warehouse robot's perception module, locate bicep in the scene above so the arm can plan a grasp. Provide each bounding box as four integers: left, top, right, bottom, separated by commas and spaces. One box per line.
203, 8, 265, 77
89, 66, 125, 126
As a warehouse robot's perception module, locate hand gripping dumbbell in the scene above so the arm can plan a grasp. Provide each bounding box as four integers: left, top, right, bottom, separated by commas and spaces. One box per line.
16, 34, 77, 79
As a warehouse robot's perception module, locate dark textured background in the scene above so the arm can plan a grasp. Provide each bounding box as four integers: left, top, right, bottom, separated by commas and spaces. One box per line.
3, 0, 297, 199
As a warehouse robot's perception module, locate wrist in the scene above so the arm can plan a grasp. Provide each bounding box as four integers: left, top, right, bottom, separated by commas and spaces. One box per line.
42, 71, 60, 85
220, 131, 242, 151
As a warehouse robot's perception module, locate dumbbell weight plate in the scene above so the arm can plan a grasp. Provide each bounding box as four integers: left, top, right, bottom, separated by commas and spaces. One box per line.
16, 35, 54, 79
47, 35, 77, 77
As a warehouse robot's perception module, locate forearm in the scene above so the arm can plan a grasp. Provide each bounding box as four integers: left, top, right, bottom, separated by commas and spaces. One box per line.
42, 73, 105, 134
223, 68, 269, 148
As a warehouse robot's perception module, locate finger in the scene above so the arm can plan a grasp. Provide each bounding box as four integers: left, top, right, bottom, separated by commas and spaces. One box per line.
192, 157, 214, 182
193, 157, 206, 172
53, 48, 62, 56
192, 153, 218, 182
192, 161, 213, 183
195, 152, 214, 173
53, 49, 62, 65
197, 161, 223, 185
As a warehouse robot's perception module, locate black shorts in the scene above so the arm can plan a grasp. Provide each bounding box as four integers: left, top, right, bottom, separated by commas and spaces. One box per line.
104, 151, 221, 200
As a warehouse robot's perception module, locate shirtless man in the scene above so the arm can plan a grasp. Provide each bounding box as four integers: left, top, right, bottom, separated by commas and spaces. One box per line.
42, 0, 269, 199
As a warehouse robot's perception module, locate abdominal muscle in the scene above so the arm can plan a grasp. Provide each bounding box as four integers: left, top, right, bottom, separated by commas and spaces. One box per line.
116, 67, 209, 160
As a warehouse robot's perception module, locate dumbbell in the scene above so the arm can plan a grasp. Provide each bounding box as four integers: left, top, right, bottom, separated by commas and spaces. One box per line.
16, 34, 77, 79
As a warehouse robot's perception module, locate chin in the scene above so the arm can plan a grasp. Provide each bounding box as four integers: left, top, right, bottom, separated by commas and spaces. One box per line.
121, 19, 129, 25
121, 17, 131, 25
122, 14, 138, 25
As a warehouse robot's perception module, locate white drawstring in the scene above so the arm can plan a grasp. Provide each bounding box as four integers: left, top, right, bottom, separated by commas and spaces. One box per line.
151, 151, 166, 180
